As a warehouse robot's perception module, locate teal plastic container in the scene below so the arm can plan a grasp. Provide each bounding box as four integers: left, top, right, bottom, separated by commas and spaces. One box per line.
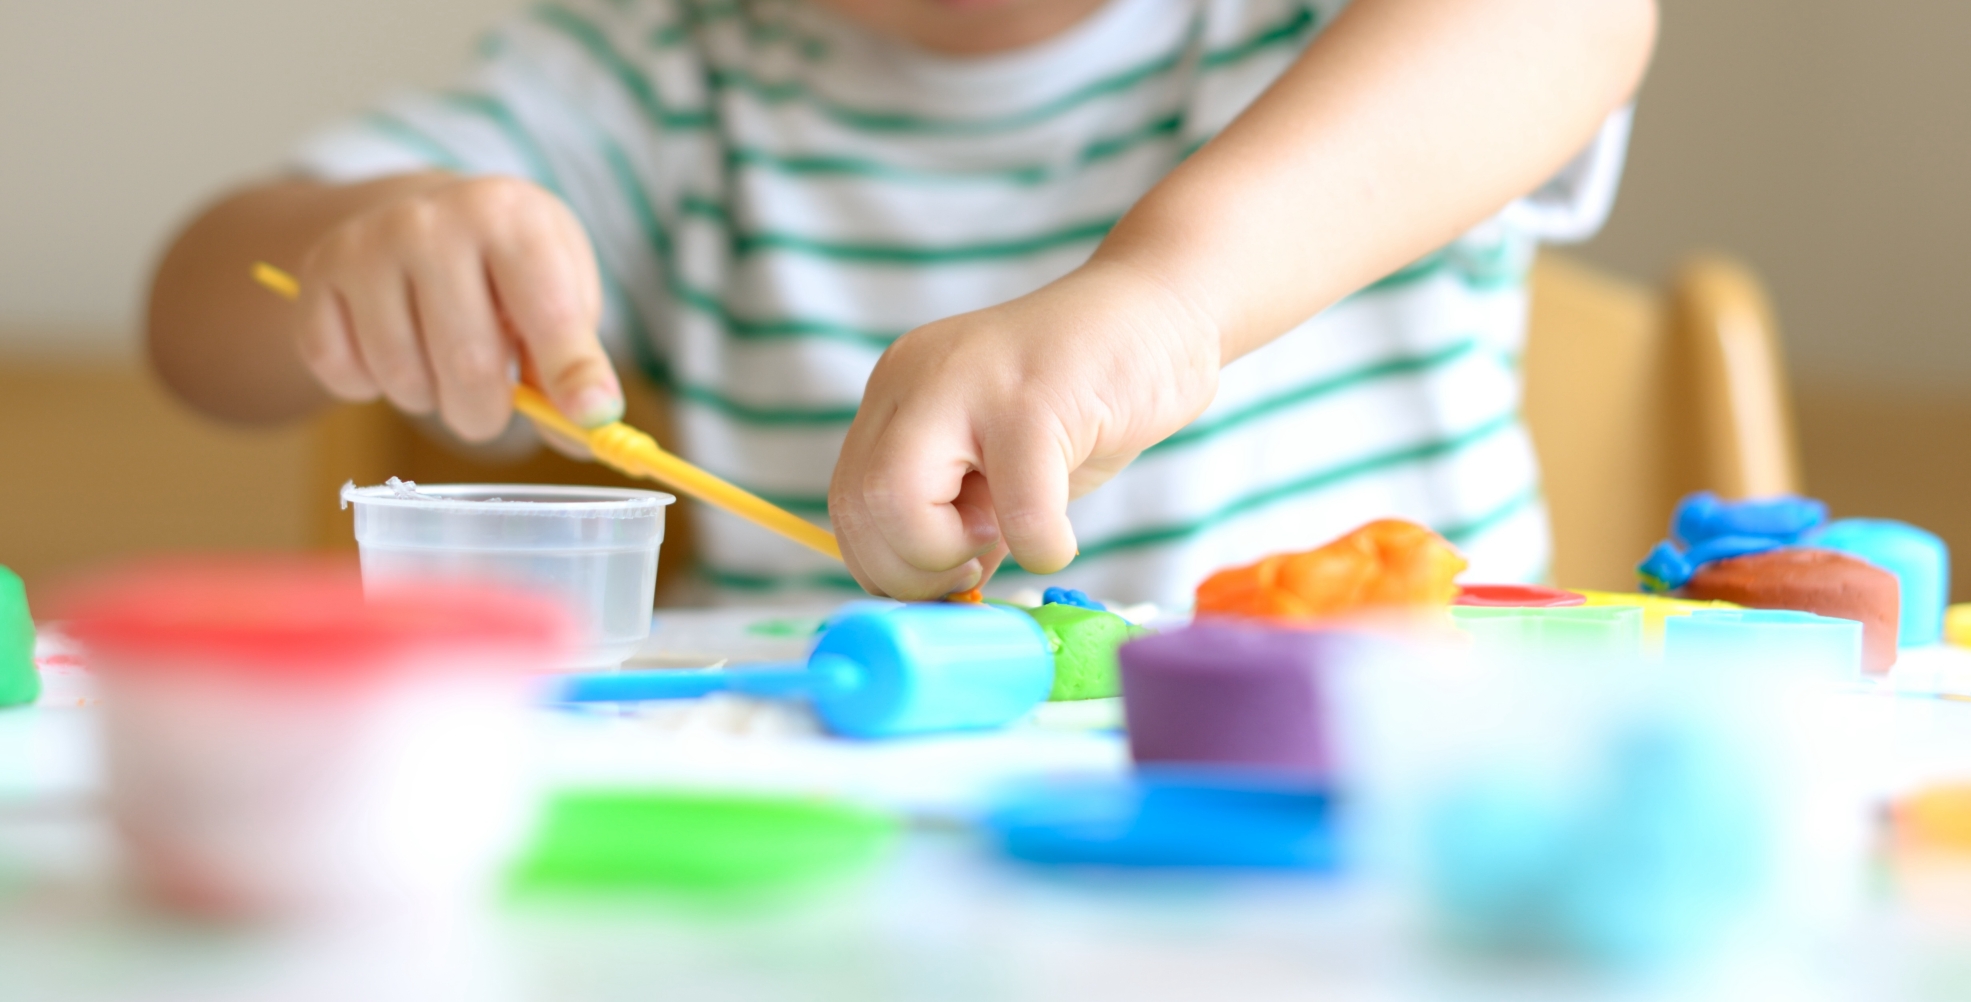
1662, 609, 1863, 680
1809, 518, 1948, 647
1451, 605, 1644, 658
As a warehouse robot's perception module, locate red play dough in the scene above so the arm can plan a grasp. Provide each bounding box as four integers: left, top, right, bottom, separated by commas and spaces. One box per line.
1680, 547, 1900, 673
1454, 584, 1586, 608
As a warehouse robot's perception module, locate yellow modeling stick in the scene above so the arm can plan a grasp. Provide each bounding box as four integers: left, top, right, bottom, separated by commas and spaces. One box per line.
252, 262, 843, 561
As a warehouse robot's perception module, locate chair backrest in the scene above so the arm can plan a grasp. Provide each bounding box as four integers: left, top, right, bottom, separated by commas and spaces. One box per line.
1523, 251, 1800, 590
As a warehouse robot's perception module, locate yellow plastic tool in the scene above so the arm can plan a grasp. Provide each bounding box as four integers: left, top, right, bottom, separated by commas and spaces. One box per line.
252, 262, 843, 561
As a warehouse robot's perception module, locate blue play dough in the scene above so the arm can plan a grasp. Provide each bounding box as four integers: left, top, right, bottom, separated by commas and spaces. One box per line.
987, 770, 1336, 870
1673, 491, 1825, 545
1041, 587, 1104, 611
1639, 492, 1829, 593
1808, 518, 1949, 647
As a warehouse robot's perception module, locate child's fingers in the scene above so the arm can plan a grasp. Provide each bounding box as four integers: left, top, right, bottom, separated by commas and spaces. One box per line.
340, 265, 437, 416
979, 421, 1078, 575
860, 413, 1002, 572
410, 251, 515, 442
483, 208, 618, 428
294, 284, 380, 402
839, 495, 987, 599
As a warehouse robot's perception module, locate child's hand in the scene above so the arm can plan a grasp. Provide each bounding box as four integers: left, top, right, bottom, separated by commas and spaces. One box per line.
292, 174, 622, 442
829, 261, 1222, 599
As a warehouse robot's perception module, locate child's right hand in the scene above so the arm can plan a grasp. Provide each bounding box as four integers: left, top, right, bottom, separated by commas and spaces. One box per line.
291, 173, 623, 442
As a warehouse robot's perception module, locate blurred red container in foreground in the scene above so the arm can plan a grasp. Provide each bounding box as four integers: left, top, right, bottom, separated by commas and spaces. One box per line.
58, 557, 571, 921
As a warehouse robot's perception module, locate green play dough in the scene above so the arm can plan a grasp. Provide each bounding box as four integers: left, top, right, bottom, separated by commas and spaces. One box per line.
1025, 604, 1148, 701
510, 789, 897, 897
0, 567, 39, 708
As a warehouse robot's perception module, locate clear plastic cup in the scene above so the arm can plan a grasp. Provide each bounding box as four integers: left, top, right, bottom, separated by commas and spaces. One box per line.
341, 482, 675, 670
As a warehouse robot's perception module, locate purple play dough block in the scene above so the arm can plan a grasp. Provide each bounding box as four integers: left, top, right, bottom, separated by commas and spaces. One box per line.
1119, 623, 1353, 781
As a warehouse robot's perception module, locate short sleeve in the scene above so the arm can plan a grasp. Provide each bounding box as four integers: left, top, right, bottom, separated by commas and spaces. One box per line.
287, 1, 695, 362
1497, 105, 1633, 245
292, 22, 576, 187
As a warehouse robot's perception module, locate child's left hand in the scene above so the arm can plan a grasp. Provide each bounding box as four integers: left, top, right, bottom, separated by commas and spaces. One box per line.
829, 260, 1222, 599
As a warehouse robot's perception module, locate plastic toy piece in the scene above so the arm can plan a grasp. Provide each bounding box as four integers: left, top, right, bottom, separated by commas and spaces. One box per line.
944, 586, 984, 604
1119, 623, 1354, 780
1194, 519, 1466, 621
1421, 713, 1773, 968
1948, 604, 1971, 648
1025, 603, 1147, 701
1662, 609, 1864, 681
252, 262, 841, 562
511, 788, 896, 895
1454, 583, 1585, 608
1808, 518, 1949, 647
1575, 591, 1739, 653
986, 770, 1335, 870
0, 567, 39, 707
552, 604, 1054, 738
1890, 784, 1971, 853
1679, 548, 1899, 674
1040, 587, 1104, 611
1451, 605, 1643, 658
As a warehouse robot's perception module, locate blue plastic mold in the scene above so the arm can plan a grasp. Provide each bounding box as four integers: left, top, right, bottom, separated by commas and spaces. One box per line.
1662, 608, 1863, 680
986, 769, 1336, 870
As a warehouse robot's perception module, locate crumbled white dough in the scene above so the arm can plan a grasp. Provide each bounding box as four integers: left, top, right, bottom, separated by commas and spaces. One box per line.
1003, 588, 1046, 609
631, 693, 821, 738
384, 476, 440, 500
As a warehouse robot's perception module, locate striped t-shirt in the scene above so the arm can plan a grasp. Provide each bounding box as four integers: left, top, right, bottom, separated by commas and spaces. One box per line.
296, 0, 1630, 608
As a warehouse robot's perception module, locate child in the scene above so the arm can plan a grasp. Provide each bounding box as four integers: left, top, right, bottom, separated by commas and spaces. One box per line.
146, 0, 1655, 606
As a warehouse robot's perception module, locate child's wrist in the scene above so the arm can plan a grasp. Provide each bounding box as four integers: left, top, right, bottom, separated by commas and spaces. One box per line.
1075, 254, 1225, 375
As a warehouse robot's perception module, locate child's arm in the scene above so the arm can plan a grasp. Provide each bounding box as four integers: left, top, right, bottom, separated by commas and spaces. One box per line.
147, 173, 622, 440
830, 0, 1657, 599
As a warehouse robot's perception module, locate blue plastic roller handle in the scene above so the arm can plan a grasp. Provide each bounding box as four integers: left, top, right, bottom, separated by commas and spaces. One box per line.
550, 604, 1056, 739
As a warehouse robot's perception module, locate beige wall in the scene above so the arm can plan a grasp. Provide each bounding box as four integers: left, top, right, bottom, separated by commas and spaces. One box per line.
1576, 0, 1971, 393
0, 0, 518, 352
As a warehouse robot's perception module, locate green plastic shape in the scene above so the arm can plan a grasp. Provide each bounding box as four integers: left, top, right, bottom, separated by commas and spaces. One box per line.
1025, 603, 1148, 701
0, 567, 39, 708
510, 789, 897, 897
1451, 604, 1644, 659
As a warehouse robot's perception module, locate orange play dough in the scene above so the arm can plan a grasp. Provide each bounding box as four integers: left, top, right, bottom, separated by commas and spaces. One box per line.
1194, 519, 1467, 621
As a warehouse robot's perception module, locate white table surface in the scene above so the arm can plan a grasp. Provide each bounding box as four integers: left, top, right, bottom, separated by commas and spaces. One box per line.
5, 608, 1971, 1002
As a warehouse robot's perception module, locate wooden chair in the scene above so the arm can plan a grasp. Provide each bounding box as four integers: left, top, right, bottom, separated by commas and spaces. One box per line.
304, 250, 1802, 596
1522, 252, 1800, 590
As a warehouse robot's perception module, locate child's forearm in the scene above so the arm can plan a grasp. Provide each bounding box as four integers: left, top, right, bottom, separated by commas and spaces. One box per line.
147, 173, 454, 423
1094, 0, 1657, 362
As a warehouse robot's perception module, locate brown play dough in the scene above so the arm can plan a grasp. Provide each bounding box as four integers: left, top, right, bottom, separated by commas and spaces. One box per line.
1680, 547, 1900, 673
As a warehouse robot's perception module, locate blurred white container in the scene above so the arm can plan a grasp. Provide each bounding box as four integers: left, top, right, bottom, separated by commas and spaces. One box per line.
342, 481, 674, 670
60, 559, 570, 922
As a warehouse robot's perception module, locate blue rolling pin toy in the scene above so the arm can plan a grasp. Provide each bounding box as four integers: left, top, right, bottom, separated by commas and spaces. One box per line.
552, 604, 1055, 739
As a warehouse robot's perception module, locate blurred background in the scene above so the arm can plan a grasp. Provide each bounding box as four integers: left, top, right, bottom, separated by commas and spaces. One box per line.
2, 0, 1967, 601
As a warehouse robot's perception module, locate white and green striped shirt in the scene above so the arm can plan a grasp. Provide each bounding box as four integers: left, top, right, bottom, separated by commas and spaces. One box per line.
297, 0, 1629, 607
